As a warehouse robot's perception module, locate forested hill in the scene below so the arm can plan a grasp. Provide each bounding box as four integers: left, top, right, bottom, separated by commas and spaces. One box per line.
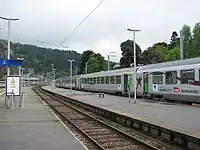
0, 40, 81, 77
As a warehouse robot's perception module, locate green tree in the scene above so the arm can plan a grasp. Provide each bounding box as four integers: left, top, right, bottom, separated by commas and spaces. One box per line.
120, 40, 142, 68
165, 46, 180, 61
87, 53, 104, 73
0, 71, 4, 79
141, 42, 168, 64
79, 50, 94, 74
192, 23, 200, 57
169, 31, 179, 50
141, 47, 156, 64
153, 42, 168, 62
0, 40, 7, 59
181, 25, 192, 58
0, 40, 82, 77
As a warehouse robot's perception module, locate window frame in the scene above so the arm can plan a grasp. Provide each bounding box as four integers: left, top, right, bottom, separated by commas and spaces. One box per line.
165, 71, 177, 84
116, 76, 121, 84
97, 77, 100, 84
105, 76, 109, 84
110, 76, 115, 84
101, 76, 105, 84
93, 77, 96, 84
199, 69, 200, 81
152, 73, 163, 84
180, 69, 195, 84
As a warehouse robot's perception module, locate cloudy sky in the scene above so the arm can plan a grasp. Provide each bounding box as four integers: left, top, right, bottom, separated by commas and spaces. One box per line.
0, 0, 200, 62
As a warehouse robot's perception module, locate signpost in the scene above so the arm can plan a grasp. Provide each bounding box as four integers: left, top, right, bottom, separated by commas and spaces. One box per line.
0, 59, 23, 66
6, 76, 21, 96
2, 59, 24, 109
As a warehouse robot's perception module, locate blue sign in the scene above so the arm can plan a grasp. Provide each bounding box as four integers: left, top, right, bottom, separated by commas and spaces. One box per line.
0, 59, 23, 66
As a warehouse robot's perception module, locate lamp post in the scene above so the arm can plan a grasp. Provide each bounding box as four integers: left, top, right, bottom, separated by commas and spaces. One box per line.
108, 52, 116, 71
85, 61, 88, 74
53, 68, 56, 80
17, 57, 24, 76
21, 68, 25, 87
0, 17, 19, 76
127, 28, 141, 101
75, 67, 78, 76
51, 64, 54, 79
68, 59, 75, 91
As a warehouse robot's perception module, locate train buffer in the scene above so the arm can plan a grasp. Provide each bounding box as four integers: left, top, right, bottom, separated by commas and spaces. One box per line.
97, 93, 104, 98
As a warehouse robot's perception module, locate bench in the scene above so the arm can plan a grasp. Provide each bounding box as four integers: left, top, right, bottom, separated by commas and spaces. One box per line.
98, 93, 104, 98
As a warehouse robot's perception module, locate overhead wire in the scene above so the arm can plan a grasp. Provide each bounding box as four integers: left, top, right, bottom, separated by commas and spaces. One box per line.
58, 0, 105, 47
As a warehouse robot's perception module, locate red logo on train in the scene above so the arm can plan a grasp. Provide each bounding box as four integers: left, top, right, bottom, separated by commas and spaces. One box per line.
173, 87, 181, 92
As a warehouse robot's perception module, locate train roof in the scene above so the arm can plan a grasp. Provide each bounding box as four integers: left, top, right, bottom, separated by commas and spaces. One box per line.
79, 67, 135, 77
139, 57, 200, 71
79, 57, 200, 77
56, 57, 200, 80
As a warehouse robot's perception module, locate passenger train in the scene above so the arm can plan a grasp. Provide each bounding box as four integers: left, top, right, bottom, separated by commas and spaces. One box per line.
55, 57, 200, 104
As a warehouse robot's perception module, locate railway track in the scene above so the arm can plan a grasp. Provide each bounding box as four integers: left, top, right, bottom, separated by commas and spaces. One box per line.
34, 87, 176, 150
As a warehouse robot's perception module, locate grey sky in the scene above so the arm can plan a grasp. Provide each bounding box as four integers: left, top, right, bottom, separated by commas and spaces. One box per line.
0, 0, 200, 62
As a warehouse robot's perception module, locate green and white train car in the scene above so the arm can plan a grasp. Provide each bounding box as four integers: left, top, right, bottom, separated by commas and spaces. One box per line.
56, 57, 200, 103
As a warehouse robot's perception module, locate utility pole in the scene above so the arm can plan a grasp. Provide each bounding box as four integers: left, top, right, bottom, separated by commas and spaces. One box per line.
85, 61, 88, 74
68, 60, 75, 91
108, 52, 116, 71
75, 67, 78, 76
108, 55, 110, 71
0, 17, 19, 76
127, 28, 141, 102
180, 30, 184, 60
21, 68, 25, 87
51, 64, 54, 79
53, 69, 56, 80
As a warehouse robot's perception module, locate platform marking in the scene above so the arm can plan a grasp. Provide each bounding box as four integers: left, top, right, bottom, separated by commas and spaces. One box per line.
37, 95, 89, 150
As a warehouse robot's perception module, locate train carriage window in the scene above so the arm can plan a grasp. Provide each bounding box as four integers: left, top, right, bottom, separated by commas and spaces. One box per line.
89, 78, 93, 84
110, 76, 115, 84
83, 78, 85, 84
166, 71, 177, 84
181, 69, 195, 84
97, 77, 100, 84
101, 77, 105, 84
105, 76, 109, 84
86, 78, 89, 84
93, 77, 96, 84
153, 73, 163, 84
116, 76, 121, 84
199, 69, 200, 81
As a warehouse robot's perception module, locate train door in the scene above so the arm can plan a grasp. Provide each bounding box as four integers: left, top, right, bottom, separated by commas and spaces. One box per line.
143, 72, 149, 94
124, 74, 128, 93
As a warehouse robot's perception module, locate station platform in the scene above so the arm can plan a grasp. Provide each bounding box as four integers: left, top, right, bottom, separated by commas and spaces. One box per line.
43, 86, 200, 139
0, 87, 87, 150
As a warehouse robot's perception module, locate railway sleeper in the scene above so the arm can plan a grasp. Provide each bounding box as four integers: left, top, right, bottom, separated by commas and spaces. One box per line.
40, 88, 200, 150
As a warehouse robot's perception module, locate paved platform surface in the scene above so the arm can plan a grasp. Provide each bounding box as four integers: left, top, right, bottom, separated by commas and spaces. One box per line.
43, 86, 200, 139
0, 87, 87, 150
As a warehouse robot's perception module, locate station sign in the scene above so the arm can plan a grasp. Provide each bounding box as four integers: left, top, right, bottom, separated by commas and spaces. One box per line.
6, 76, 21, 96
0, 59, 23, 66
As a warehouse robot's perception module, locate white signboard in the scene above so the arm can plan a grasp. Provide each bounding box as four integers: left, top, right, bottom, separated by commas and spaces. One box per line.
6, 76, 21, 96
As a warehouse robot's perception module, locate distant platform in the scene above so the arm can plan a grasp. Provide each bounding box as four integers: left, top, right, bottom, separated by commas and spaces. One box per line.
43, 86, 200, 139
0, 87, 87, 150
